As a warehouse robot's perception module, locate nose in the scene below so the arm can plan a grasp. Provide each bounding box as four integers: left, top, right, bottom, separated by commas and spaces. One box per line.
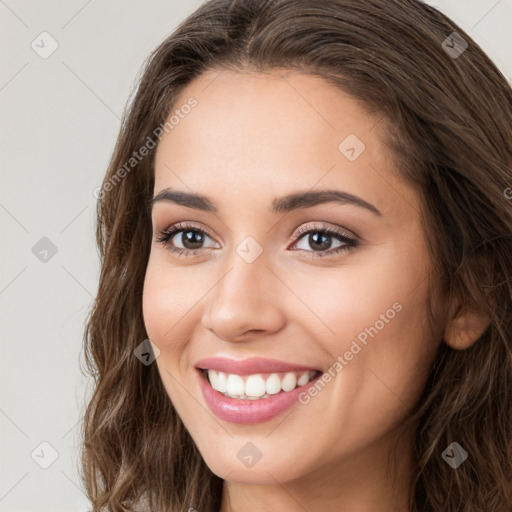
201, 250, 286, 343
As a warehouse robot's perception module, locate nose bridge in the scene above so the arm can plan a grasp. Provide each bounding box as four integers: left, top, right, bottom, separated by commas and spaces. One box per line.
201, 240, 284, 341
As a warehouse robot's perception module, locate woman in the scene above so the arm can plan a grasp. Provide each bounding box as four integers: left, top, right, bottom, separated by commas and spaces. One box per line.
81, 0, 512, 510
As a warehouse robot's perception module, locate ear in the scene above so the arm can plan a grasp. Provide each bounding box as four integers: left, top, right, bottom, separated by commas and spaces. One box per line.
443, 299, 490, 350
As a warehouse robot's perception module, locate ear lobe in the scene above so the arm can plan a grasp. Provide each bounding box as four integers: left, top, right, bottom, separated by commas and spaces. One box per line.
443, 302, 490, 350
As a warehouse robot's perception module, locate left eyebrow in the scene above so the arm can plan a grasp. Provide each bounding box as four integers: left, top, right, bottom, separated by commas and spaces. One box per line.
149, 187, 382, 217
271, 189, 382, 216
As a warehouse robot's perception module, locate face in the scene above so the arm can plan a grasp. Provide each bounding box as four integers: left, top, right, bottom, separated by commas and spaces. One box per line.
142, 69, 443, 486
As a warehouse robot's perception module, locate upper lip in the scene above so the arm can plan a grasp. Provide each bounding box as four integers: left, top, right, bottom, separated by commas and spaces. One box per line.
195, 356, 321, 375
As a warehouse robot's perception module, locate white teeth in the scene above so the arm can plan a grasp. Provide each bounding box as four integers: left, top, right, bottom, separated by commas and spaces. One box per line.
281, 372, 297, 392
208, 369, 219, 389
206, 369, 319, 399
216, 371, 227, 392
245, 374, 267, 397
226, 374, 245, 396
265, 373, 281, 395
297, 371, 310, 386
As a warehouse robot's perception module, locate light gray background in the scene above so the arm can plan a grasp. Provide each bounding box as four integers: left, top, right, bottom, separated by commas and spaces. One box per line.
1, 1, 511, 511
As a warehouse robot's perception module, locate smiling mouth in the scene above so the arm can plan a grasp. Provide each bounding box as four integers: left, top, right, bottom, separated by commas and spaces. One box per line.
201, 368, 322, 400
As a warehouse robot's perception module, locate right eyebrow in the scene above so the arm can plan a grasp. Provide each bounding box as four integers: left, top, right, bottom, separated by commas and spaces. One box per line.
149, 188, 217, 212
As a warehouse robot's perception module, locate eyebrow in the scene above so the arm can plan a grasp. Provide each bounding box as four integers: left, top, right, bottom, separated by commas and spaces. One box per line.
149, 188, 382, 216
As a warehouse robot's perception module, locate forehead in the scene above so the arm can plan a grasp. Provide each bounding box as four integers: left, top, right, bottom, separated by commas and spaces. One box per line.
156, 69, 378, 165
153, 69, 419, 221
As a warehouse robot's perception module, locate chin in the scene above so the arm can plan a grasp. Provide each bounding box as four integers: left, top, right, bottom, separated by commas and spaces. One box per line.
195, 437, 310, 485
205, 456, 301, 485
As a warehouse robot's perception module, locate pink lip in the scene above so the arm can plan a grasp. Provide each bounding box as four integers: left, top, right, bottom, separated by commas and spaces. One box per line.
196, 368, 322, 424
195, 356, 320, 375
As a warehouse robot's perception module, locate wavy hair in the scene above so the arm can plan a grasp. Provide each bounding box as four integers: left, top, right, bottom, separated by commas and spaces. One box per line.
80, 0, 512, 510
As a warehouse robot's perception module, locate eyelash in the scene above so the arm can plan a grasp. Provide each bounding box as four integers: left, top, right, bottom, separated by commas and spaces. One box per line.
155, 221, 359, 259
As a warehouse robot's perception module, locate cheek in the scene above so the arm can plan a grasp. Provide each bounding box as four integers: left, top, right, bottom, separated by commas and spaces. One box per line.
277, 259, 436, 460
289, 244, 436, 396
142, 260, 199, 412
142, 264, 171, 344
142, 257, 195, 363
286, 250, 425, 341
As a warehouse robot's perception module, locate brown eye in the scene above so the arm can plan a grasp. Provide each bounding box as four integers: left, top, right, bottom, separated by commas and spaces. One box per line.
291, 225, 359, 257
174, 229, 206, 250
155, 222, 219, 257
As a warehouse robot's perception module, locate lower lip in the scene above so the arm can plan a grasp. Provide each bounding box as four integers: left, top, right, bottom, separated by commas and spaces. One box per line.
196, 368, 322, 424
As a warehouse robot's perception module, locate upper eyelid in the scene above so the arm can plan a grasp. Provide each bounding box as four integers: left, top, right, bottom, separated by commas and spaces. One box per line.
293, 222, 356, 240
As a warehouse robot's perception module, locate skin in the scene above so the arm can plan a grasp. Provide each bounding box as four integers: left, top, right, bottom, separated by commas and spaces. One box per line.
142, 69, 487, 512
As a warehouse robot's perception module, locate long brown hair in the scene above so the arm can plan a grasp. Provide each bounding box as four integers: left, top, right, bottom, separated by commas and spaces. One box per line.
80, 0, 512, 510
